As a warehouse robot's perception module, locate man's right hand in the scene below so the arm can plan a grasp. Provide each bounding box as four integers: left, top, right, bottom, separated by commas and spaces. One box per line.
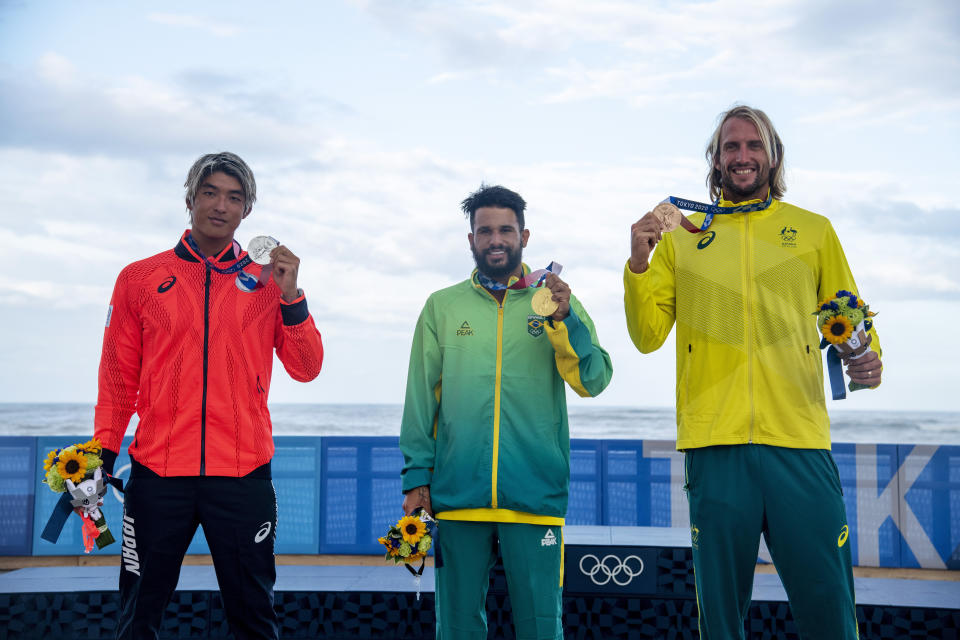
402, 485, 433, 517
629, 211, 665, 274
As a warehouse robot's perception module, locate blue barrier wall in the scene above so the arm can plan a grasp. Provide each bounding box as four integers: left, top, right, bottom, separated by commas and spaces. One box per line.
10, 437, 960, 569
0, 437, 35, 555
32, 436, 214, 556
319, 436, 402, 554
567, 440, 603, 525
272, 436, 324, 554
31, 436, 322, 556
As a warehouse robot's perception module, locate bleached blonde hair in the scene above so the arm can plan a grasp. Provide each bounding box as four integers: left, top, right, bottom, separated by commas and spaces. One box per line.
184, 152, 257, 217
706, 105, 785, 202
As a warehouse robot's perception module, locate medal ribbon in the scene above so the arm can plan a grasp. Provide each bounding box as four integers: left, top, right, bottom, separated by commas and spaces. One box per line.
403, 509, 441, 600
40, 492, 74, 544
821, 339, 848, 400
476, 261, 563, 291
185, 232, 253, 274
664, 194, 773, 233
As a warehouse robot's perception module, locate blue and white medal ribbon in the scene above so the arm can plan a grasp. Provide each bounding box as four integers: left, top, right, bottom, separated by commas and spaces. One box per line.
476, 261, 562, 291
185, 232, 253, 274
404, 508, 440, 601
662, 194, 773, 232
185, 233, 280, 292
822, 341, 848, 400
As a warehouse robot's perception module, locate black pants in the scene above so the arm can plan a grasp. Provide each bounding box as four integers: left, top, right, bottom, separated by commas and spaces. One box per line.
117, 461, 279, 640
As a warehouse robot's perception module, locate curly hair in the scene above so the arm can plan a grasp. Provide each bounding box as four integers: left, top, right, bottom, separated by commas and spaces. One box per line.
461, 184, 527, 230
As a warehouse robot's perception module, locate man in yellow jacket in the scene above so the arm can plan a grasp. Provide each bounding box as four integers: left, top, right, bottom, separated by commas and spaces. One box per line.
624, 105, 883, 640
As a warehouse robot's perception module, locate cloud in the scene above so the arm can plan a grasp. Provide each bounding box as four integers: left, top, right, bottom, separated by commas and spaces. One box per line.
0, 54, 347, 158
426, 69, 499, 85
147, 13, 244, 38
356, 0, 959, 126
0, 273, 111, 309
1, 1, 957, 407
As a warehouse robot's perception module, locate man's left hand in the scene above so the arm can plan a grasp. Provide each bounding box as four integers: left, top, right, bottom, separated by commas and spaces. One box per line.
542, 273, 571, 322
270, 245, 301, 302
845, 349, 882, 386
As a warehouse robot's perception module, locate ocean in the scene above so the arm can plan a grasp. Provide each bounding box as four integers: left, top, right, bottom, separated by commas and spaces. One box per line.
1, 403, 958, 445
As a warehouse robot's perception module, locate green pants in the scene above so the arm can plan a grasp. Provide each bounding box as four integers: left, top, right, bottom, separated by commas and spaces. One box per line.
434, 520, 563, 640
685, 444, 857, 640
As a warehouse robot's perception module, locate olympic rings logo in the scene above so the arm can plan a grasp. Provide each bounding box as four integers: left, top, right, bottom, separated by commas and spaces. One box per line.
578, 553, 645, 586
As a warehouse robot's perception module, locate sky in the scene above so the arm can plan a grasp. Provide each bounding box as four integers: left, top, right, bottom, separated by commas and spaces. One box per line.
1, 0, 958, 413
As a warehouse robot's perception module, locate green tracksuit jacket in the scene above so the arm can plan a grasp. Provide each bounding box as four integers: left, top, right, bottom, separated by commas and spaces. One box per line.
400, 268, 612, 524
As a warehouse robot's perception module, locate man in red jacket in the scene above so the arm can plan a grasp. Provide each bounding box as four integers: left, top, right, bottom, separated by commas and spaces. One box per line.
94, 152, 324, 640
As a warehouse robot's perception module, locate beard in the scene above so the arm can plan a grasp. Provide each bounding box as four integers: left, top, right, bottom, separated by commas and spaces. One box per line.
720, 163, 770, 201
473, 244, 523, 280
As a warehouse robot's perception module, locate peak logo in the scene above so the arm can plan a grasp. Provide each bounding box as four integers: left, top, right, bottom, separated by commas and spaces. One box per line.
157, 276, 176, 294
456, 321, 474, 337
541, 529, 557, 547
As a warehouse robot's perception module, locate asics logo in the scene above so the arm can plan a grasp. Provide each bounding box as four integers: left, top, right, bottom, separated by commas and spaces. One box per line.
697, 231, 716, 250
157, 276, 176, 293
837, 525, 849, 548
579, 553, 644, 586
255, 521, 272, 543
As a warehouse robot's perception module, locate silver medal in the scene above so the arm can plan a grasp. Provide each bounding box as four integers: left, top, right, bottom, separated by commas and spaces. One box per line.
247, 235, 279, 265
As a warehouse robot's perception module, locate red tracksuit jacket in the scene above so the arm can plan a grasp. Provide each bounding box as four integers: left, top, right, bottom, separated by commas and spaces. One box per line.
94, 231, 324, 476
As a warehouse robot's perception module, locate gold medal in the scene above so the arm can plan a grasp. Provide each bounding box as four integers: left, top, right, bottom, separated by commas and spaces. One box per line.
531, 287, 558, 316
653, 203, 682, 232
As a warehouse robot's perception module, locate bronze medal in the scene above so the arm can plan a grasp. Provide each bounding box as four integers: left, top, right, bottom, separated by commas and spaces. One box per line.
653, 203, 682, 232
531, 287, 558, 316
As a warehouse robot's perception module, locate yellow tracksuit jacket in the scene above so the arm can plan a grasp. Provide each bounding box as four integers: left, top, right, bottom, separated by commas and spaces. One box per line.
624, 197, 880, 451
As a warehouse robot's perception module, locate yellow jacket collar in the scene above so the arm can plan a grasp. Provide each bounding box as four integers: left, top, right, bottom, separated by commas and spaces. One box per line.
719, 189, 771, 208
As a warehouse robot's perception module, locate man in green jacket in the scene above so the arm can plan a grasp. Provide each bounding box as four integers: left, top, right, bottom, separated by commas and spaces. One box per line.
624, 105, 883, 639
400, 184, 612, 639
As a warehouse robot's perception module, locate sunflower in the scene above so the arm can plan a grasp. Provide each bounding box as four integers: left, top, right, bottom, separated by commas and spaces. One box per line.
398, 515, 427, 543
406, 551, 426, 563
57, 449, 87, 483
822, 315, 853, 345
79, 438, 102, 455
43, 449, 59, 472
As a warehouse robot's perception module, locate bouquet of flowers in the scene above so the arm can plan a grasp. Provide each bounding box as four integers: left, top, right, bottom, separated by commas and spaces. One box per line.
815, 290, 877, 396
41, 438, 116, 552
378, 508, 438, 599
